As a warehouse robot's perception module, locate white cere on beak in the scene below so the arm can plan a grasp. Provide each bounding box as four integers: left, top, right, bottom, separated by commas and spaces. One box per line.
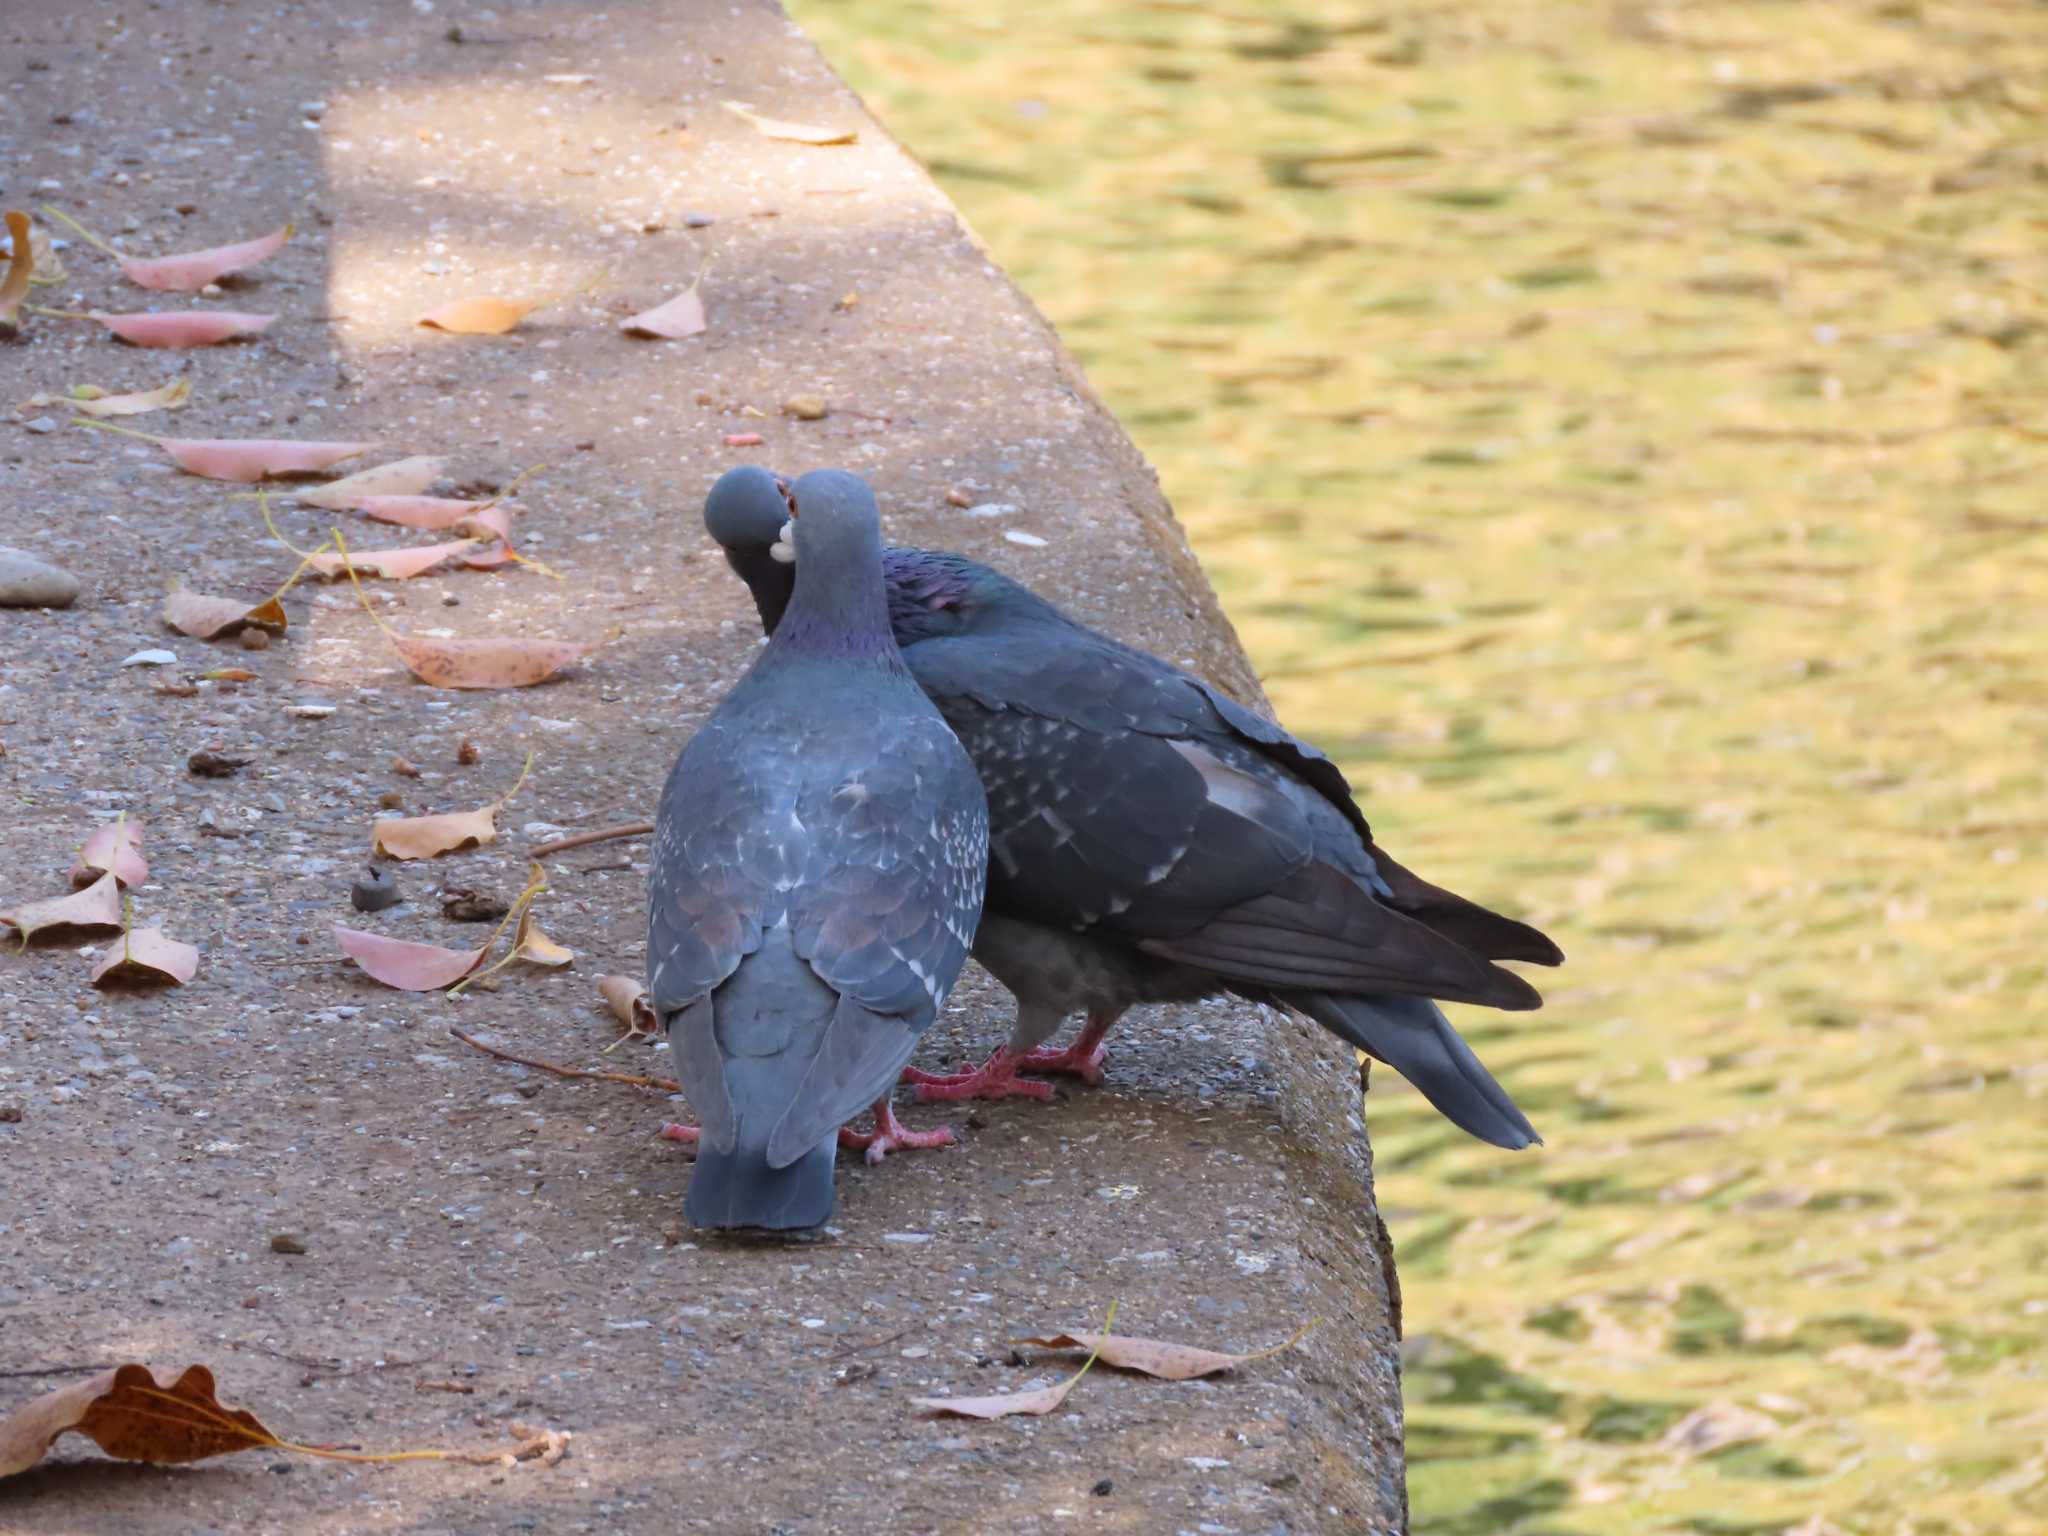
769, 518, 795, 564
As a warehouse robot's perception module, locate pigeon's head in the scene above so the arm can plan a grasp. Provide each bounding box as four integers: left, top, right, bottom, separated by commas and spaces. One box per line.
702, 465, 799, 633
784, 469, 885, 583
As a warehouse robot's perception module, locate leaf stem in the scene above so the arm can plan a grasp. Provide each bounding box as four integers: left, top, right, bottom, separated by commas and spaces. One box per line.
38, 203, 119, 256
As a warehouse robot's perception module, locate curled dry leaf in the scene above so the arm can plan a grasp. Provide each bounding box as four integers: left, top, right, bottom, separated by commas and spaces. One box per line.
310, 539, 478, 581
120, 226, 292, 293
393, 635, 598, 690
4, 870, 125, 946
25, 379, 194, 418
91, 926, 200, 988
598, 974, 655, 1030
71, 817, 147, 889
913, 1302, 1119, 1421
1013, 1322, 1316, 1381
621, 268, 708, 340
163, 586, 287, 641
91, 310, 275, 348
335, 924, 489, 991
0, 211, 31, 335
721, 100, 857, 145
511, 906, 572, 967
0, 1364, 279, 1478
294, 455, 448, 509
371, 751, 532, 860
419, 296, 541, 336
74, 419, 375, 481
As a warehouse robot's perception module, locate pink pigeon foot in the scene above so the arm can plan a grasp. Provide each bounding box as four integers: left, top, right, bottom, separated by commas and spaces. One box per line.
903, 1046, 1058, 1104
1013, 1033, 1110, 1087
836, 1096, 956, 1166
656, 1122, 700, 1146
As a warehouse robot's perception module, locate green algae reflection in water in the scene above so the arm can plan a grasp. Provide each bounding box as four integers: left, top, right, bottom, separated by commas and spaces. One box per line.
793, 0, 2048, 1530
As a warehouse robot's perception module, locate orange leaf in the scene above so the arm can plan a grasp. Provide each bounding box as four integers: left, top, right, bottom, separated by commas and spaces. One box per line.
90, 927, 200, 988
721, 101, 857, 145
163, 587, 288, 640
90, 310, 275, 348
334, 925, 489, 991
118, 224, 292, 293
1012, 1322, 1315, 1381
512, 906, 572, 967
390, 635, 599, 690
310, 539, 477, 581
0, 1364, 280, 1477
418, 296, 540, 335
0, 211, 31, 333
293, 455, 449, 510
71, 816, 147, 889
4, 871, 126, 946
371, 750, 530, 860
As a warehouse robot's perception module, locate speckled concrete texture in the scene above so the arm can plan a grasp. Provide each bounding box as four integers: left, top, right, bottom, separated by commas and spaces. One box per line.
0, 3, 1403, 1531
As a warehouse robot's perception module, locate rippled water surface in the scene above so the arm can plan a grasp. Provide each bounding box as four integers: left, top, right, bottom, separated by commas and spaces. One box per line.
793, 1, 2048, 1528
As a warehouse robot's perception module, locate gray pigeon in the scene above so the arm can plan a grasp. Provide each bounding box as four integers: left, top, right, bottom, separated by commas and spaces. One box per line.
701, 467, 1560, 1151
649, 469, 988, 1229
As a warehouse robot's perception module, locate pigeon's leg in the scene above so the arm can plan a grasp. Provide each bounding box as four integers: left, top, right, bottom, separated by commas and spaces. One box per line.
837, 1097, 955, 1166
656, 1122, 700, 1145
903, 1046, 1059, 1103
1012, 1007, 1118, 1086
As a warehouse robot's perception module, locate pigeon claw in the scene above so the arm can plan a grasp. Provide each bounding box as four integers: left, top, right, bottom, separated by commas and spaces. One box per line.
656, 1121, 701, 1146
1015, 1037, 1110, 1087
838, 1097, 955, 1166
903, 1049, 1059, 1104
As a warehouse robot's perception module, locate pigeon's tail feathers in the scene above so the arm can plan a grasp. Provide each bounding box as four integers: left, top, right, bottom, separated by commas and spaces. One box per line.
1294, 990, 1541, 1151
684, 1134, 837, 1231
1368, 844, 1564, 966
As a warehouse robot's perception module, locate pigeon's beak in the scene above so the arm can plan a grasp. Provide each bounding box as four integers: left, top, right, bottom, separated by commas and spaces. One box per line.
770, 479, 797, 564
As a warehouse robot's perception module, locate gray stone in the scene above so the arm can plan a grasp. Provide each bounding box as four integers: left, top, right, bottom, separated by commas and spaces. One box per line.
0, 546, 81, 608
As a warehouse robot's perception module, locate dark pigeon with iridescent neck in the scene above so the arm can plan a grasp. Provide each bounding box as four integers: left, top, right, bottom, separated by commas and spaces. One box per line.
700, 466, 1561, 1152
650, 469, 988, 1230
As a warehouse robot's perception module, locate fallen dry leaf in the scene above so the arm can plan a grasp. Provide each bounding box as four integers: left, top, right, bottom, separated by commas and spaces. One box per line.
394, 635, 596, 689
597, 973, 656, 1050
354, 494, 492, 530
4, 871, 125, 947
0, 1364, 278, 1477
311, 538, 479, 582
163, 584, 288, 641
334, 925, 489, 991
372, 751, 531, 860
0, 211, 32, 336
1013, 1322, 1315, 1381
621, 266, 708, 339
722, 100, 857, 145
89, 310, 276, 348
293, 455, 449, 509
41, 206, 292, 293
25, 379, 193, 418
75, 419, 375, 481
512, 905, 572, 967
913, 1303, 1118, 1420
419, 296, 542, 335
91, 925, 200, 988
71, 816, 147, 889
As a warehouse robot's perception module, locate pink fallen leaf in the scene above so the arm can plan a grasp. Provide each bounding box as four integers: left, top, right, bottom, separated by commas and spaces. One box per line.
721, 101, 857, 146
1012, 1322, 1315, 1381
354, 494, 491, 531
39, 206, 293, 293
372, 752, 531, 860
335, 925, 487, 991
89, 310, 275, 349
90, 927, 200, 988
4, 871, 125, 946
310, 539, 478, 581
71, 817, 147, 890
74, 419, 376, 481
621, 269, 707, 340
118, 226, 293, 293
913, 1303, 1118, 1420
1, 212, 37, 335
294, 456, 449, 510
163, 586, 288, 640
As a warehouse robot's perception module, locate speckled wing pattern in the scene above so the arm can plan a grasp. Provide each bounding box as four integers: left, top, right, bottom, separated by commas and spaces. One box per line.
647, 704, 987, 1157
906, 625, 1543, 1009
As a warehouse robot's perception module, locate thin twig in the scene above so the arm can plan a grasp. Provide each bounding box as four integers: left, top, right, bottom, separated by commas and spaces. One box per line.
0, 1363, 116, 1379
449, 1028, 678, 1092
529, 821, 653, 858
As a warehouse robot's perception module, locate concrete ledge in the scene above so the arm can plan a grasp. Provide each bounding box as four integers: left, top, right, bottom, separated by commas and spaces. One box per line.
0, 2, 1401, 1530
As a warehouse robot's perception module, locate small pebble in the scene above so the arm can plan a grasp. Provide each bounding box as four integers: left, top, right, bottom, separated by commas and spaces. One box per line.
946, 488, 972, 508
0, 1104, 22, 1124
350, 866, 400, 913
377, 789, 405, 810
238, 626, 271, 651
188, 750, 251, 778
22, 416, 58, 435
391, 755, 421, 778
0, 546, 81, 608
119, 648, 178, 668
781, 394, 828, 421
442, 887, 510, 923
683, 212, 715, 228
269, 1233, 308, 1256
457, 739, 481, 765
